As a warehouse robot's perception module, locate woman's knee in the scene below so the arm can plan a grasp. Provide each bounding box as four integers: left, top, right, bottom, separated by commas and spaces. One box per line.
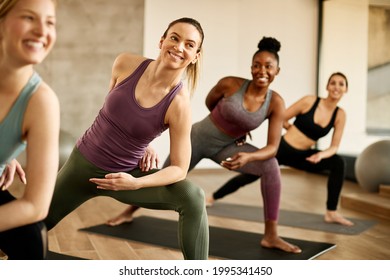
261, 157, 280, 174
171, 180, 205, 210
330, 155, 346, 170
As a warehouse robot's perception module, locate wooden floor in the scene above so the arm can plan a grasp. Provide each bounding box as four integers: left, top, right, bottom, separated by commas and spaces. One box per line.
7, 168, 390, 260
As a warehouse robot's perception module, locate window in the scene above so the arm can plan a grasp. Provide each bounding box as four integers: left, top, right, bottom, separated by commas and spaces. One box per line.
366, 5, 390, 134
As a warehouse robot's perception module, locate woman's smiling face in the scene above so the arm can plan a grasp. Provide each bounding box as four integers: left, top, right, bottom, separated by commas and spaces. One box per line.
0, 0, 56, 66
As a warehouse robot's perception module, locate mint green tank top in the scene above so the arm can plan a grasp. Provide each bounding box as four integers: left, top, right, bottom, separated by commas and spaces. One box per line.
0, 72, 41, 175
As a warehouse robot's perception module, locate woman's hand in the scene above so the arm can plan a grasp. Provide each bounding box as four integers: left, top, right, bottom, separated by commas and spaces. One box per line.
0, 159, 26, 191
139, 145, 160, 172
220, 152, 250, 170
306, 153, 322, 164
90, 172, 140, 191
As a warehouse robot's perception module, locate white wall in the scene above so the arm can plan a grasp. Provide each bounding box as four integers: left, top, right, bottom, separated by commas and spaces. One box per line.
144, 0, 319, 168
318, 0, 387, 155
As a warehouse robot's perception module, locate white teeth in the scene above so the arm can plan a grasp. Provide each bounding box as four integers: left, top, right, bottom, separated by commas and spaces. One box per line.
25, 41, 44, 50
169, 52, 183, 60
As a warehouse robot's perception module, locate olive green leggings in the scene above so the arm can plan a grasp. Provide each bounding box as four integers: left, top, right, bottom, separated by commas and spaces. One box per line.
45, 147, 209, 260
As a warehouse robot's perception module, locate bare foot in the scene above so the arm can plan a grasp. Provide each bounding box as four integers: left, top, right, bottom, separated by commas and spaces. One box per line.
106, 207, 135, 226
325, 211, 354, 226
261, 237, 302, 253
205, 196, 215, 207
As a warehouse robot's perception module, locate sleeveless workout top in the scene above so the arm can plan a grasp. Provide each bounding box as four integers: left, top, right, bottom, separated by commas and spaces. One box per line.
77, 59, 183, 172
293, 97, 339, 141
0, 72, 42, 175
210, 80, 273, 138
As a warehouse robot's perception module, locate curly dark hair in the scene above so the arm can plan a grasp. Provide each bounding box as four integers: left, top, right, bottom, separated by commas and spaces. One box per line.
253, 36, 281, 64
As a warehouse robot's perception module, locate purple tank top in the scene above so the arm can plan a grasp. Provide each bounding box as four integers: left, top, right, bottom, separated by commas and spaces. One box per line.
210, 80, 272, 138
77, 59, 183, 171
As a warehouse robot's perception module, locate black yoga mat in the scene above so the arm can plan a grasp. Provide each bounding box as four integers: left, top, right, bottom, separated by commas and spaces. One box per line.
47, 251, 86, 260
80, 216, 336, 260
206, 202, 377, 235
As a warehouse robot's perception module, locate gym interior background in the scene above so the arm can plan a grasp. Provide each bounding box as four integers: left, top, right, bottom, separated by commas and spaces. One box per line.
9, 0, 389, 260
32, 0, 389, 171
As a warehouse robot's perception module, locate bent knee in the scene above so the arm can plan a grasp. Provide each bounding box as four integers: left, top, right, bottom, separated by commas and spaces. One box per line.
172, 179, 205, 208
263, 157, 280, 173
331, 155, 346, 170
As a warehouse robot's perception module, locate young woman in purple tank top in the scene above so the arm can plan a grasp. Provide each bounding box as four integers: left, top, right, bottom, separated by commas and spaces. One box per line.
210, 72, 353, 227
108, 37, 302, 254
44, 17, 209, 260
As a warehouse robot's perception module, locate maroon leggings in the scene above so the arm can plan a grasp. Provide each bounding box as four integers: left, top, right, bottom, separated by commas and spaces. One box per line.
165, 117, 281, 221
212, 136, 346, 211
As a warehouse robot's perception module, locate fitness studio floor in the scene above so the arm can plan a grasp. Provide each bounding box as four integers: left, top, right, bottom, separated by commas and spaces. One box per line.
9, 167, 390, 260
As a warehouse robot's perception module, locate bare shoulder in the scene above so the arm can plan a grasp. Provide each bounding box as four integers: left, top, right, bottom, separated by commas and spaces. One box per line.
30, 81, 59, 108
23, 81, 60, 133
215, 76, 246, 95
270, 90, 283, 102
301, 94, 316, 104
171, 85, 191, 108
268, 90, 285, 115
113, 52, 149, 73
289, 94, 316, 109
165, 86, 191, 124
336, 106, 346, 118
217, 76, 245, 86
269, 90, 285, 106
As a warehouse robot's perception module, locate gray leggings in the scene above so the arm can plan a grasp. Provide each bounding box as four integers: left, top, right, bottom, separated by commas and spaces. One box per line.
165, 116, 281, 221
45, 147, 209, 260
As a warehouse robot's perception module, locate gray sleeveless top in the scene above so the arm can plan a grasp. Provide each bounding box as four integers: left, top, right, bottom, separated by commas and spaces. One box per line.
0, 72, 41, 175
210, 80, 273, 138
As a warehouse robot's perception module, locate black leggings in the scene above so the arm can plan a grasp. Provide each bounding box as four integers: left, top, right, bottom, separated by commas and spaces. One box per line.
0, 191, 48, 260
212, 137, 346, 211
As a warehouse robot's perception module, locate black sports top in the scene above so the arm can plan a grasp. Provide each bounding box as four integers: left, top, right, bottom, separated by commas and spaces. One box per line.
293, 97, 339, 141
